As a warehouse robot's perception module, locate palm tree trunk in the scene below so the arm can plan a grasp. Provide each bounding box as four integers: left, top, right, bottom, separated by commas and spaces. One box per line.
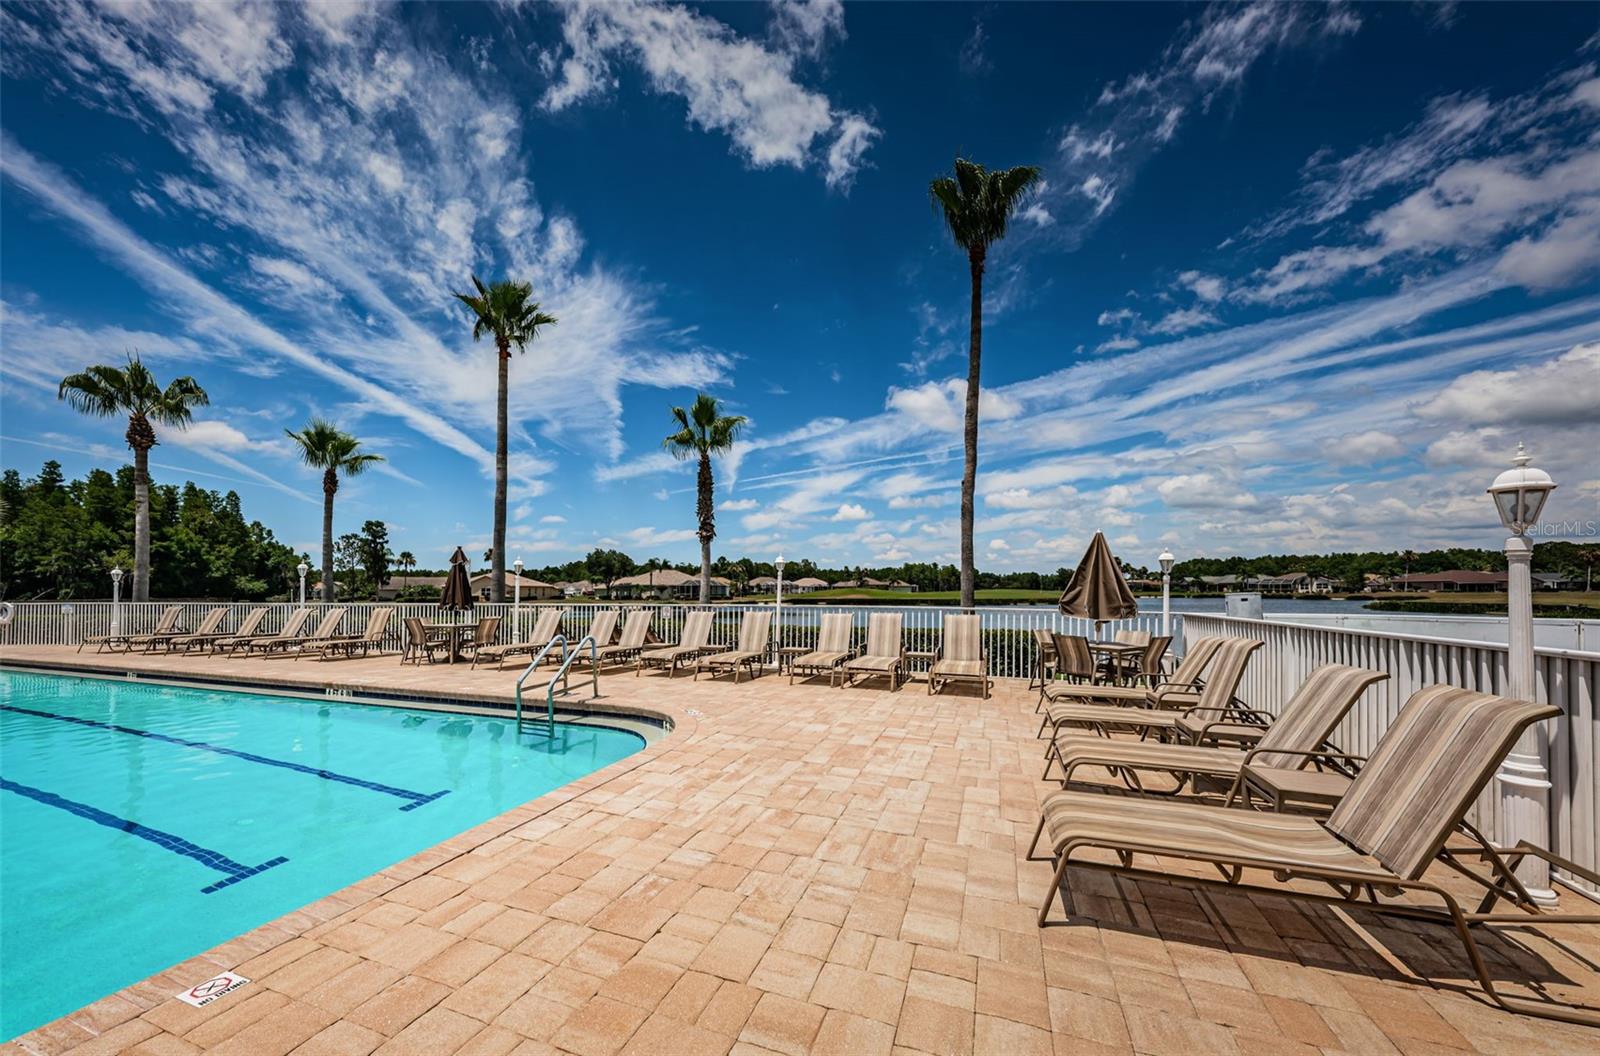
959, 251, 985, 611
321, 469, 337, 603
132, 441, 152, 602
698, 452, 714, 605
491, 341, 511, 603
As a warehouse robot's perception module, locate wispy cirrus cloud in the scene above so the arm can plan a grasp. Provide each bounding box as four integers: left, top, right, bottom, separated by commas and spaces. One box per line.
538, 0, 878, 190
2, 0, 731, 488
1024, 3, 1361, 243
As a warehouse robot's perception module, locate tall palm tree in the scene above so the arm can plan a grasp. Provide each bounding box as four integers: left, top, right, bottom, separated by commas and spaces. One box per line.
397, 550, 416, 590
930, 157, 1041, 610
58, 354, 208, 601
1578, 545, 1599, 592
1401, 549, 1418, 590
663, 394, 747, 604
453, 274, 557, 603
284, 420, 384, 602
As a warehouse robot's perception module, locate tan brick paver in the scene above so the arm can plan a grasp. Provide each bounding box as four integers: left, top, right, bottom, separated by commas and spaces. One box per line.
4, 644, 1598, 1055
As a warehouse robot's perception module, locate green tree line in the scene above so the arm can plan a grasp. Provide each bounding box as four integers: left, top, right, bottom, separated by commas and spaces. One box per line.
0, 460, 302, 600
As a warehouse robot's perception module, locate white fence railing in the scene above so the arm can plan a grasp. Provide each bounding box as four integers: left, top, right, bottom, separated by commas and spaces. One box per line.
0, 600, 1174, 680
1183, 613, 1600, 895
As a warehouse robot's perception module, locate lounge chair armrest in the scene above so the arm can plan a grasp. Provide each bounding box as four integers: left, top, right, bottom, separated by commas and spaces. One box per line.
1241, 747, 1368, 769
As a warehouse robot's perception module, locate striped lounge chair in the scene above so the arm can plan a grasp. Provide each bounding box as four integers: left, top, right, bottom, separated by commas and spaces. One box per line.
304, 607, 395, 660
1030, 685, 1600, 1025
1038, 635, 1225, 732
1040, 637, 1259, 759
928, 613, 988, 698
593, 609, 653, 668
79, 604, 181, 653
148, 606, 227, 653
637, 611, 717, 677
841, 612, 904, 690
171, 606, 267, 654
788, 613, 855, 687
248, 607, 346, 656
1045, 663, 1388, 796
471, 609, 565, 669
695, 610, 772, 683
216, 607, 311, 654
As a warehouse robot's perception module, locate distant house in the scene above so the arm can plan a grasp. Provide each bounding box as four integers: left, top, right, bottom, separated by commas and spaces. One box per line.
1198, 575, 1250, 589
749, 576, 779, 592
836, 577, 894, 590
1257, 572, 1339, 595
375, 571, 558, 601
888, 580, 918, 593
611, 569, 731, 599
1391, 570, 1507, 592
1532, 572, 1579, 591
472, 572, 560, 601
556, 580, 597, 597
377, 575, 446, 600
789, 576, 829, 593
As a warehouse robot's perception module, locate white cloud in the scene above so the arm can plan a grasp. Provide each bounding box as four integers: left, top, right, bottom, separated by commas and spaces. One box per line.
1328, 429, 1404, 464
1177, 270, 1224, 302
1157, 472, 1258, 510
1150, 307, 1220, 335
539, 0, 876, 188
721, 497, 760, 511
1415, 342, 1600, 427
885, 379, 1022, 433
540, 514, 567, 524
830, 502, 869, 521
1030, 4, 1357, 246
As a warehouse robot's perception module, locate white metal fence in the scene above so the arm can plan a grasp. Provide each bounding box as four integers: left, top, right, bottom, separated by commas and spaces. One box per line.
1183, 613, 1600, 895
0, 600, 1172, 680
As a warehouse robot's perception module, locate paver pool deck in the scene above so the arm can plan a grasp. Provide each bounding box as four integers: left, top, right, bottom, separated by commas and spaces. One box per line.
3, 643, 1597, 1055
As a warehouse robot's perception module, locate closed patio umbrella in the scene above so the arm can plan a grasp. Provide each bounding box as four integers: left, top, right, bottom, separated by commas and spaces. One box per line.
1059, 531, 1139, 635
437, 547, 475, 661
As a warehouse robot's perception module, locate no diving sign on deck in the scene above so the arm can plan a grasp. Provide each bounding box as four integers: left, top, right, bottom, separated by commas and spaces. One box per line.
176, 971, 250, 1007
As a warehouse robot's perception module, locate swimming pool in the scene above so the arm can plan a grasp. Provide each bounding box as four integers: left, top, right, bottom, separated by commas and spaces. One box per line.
0, 669, 646, 1040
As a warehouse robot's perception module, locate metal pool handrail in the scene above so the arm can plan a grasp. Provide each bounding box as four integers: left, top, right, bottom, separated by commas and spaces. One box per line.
516, 634, 566, 730
514, 634, 600, 733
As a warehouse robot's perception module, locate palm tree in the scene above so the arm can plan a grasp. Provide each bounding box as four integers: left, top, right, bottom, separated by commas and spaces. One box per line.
930, 157, 1041, 610
397, 550, 416, 590
453, 274, 557, 603
1578, 545, 1599, 592
284, 420, 384, 602
1400, 549, 1418, 590
58, 354, 208, 601
663, 393, 747, 603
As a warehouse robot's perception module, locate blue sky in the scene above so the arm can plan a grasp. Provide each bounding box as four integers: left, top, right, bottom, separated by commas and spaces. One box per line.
2, 1, 1597, 572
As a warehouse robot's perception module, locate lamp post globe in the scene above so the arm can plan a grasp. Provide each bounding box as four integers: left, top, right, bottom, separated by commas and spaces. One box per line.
1157, 550, 1175, 638
1489, 442, 1558, 905
296, 561, 309, 606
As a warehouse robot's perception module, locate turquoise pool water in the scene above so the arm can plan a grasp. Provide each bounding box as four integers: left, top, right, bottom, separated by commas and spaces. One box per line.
0, 669, 645, 1040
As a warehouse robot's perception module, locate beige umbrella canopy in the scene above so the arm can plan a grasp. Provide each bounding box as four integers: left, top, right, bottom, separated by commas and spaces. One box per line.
1058, 531, 1139, 633
440, 547, 475, 614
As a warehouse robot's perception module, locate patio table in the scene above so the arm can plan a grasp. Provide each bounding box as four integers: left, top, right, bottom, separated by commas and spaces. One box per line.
423, 621, 475, 664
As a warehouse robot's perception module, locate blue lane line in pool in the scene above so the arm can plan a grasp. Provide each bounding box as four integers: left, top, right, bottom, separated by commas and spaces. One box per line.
0, 704, 449, 811
0, 777, 288, 894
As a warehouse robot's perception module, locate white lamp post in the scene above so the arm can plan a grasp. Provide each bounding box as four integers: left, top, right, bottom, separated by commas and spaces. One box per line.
296, 561, 309, 606
774, 553, 786, 661
1488, 442, 1558, 904
513, 557, 524, 643
1158, 549, 1175, 639
110, 566, 124, 637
